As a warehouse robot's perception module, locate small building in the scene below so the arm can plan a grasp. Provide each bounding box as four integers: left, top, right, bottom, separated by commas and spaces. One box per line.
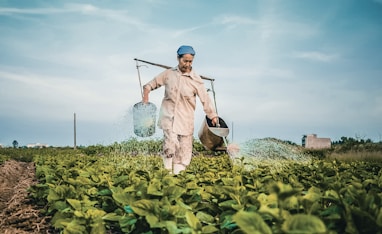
302, 134, 331, 149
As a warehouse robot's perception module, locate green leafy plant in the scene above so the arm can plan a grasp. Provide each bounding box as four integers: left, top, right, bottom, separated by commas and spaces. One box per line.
15, 141, 381, 233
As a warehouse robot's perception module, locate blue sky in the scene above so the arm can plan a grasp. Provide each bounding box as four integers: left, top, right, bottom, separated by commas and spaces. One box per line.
0, 0, 381, 147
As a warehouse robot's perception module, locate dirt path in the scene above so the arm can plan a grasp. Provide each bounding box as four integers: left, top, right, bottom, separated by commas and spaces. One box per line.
0, 160, 51, 233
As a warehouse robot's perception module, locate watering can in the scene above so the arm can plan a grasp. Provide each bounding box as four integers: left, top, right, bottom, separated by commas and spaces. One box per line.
133, 101, 157, 137
198, 116, 229, 151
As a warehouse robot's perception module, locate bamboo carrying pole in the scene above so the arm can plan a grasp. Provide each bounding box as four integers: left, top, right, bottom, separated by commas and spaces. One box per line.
133, 58, 218, 113
133, 58, 215, 81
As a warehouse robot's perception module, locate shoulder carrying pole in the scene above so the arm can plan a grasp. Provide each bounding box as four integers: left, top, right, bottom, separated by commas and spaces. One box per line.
134, 58, 215, 81
133, 58, 220, 122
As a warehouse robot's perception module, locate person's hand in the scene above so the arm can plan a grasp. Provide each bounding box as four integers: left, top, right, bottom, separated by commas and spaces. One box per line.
142, 96, 149, 104
142, 88, 150, 104
212, 117, 219, 126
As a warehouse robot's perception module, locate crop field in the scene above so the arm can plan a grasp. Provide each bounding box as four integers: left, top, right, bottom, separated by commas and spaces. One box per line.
0, 138, 382, 234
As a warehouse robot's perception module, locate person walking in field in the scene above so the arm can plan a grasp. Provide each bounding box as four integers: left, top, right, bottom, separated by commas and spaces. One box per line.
142, 45, 218, 174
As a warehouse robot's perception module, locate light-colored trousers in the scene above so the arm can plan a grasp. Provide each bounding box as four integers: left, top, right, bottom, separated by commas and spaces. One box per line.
162, 129, 193, 174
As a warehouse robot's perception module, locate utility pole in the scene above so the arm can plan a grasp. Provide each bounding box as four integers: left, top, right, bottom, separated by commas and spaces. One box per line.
74, 113, 77, 149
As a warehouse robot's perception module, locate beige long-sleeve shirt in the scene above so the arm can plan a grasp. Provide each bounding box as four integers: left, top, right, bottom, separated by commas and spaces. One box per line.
143, 66, 217, 135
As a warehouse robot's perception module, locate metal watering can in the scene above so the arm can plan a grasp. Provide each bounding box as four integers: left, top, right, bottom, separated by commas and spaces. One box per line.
197, 71, 230, 151
198, 116, 229, 151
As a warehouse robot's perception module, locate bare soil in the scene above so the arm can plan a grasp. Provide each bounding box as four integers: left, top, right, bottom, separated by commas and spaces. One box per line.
0, 160, 51, 233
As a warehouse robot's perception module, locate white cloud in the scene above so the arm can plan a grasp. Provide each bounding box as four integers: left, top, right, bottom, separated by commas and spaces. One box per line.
293, 51, 339, 62
66, 3, 98, 13
0, 7, 66, 15
0, 4, 148, 29
218, 15, 259, 26
172, 25, 205, 38
0, 68, 133, 122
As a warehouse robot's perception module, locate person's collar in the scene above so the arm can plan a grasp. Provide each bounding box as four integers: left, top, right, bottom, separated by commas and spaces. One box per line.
174, 66, 203, 83
175, 65, 193, 77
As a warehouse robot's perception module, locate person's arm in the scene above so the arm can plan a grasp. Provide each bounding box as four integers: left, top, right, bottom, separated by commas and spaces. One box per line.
195, 78, 219, 126
141, 69, 168, 103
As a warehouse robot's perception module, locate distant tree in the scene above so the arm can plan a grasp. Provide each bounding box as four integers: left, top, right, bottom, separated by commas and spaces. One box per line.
12, 140, 19, 148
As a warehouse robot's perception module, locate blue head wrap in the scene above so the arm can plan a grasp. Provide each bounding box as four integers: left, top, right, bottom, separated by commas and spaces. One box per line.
177, 45, 195, 56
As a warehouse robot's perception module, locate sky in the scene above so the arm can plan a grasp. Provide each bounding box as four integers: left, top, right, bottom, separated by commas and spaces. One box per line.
0, 0, 381, 147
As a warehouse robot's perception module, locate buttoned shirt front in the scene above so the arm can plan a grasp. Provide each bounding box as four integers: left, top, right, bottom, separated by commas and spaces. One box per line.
144, 66, 217, 135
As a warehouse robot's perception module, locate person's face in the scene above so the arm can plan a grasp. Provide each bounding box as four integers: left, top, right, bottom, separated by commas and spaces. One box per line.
178, 54, 194, 73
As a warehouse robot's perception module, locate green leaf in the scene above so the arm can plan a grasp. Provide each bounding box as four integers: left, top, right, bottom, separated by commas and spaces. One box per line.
164, 185, 186, 200
232, 204, 244, 211
283, 196, 299, 210
124, 205, 134, 214
67, 177, 84, 186
119, 215, 137, 232
65, 219, 87, 234
350, 181, 363, 189
323, 189, 340, 202
202, 225, 219, 233
51, 212, 72, 229
47, 189, 61, 203
186, 181, 199, 189
81, 195, 98, 207
222, 177, 235, 186
320, 204, 342, 217
196, 211, 215, 224
220, 218, 237, 230
302, 187, 321, 203
257, 193, 278, 207
87, 187, 98, 196
219, 199, 237, 208
112, 187, 134, 205
90, 219, 106, 234
272, 182, 301, 201
67, 198, 82, 210
97, 188, 112, 196
376, 207, 382, 226
232, 210, 272, 234
113, 175, 130, 185
186, 211, 202, 230
175, 198, 193, 210
87, 208, 106, 219
145, 214, 159, 227
74, 210, 84, 218
282, 214, 327, 234
52, 200, 69, 211
147, 179, 163, 196
363, 179, 377, 188
163, 221, 179, 233
102, 213, 121, 222
130, 199, 157, 216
